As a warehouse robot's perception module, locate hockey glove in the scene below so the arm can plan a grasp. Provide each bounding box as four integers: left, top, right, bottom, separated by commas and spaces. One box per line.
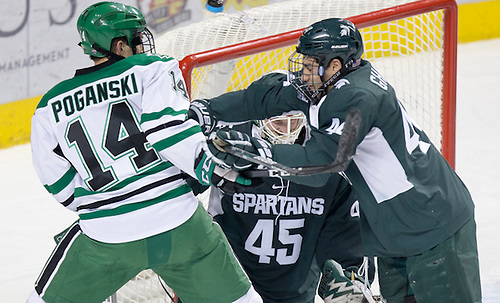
194, 149, 251, 194
187, 99, 217, 135
208, 128, 273, 170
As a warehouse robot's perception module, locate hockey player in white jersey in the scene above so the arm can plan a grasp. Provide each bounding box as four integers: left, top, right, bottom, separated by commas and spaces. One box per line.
26, 2, 261, 303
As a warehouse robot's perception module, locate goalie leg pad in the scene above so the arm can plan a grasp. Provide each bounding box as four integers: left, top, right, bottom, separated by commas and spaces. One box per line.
318, 259, 366, 303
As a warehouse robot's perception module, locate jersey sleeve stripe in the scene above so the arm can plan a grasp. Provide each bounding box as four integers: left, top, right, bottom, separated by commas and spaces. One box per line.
43, 167, 77, 195
143, 120, 185, 137
151, 124, 202, 152
61, 195, 75, 207
141, 107, 187, 124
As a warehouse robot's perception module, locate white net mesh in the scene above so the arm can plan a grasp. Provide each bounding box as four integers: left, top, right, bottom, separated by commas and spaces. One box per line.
105, 270, 175, 303
362, 14, 445, 150
156, 0, 451, 150
156, 0, 418, 60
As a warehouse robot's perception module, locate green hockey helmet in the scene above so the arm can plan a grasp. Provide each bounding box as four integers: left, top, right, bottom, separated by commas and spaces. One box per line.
296, 18, 363, 69
77, 2, 155, 58
288, 18, 364, 104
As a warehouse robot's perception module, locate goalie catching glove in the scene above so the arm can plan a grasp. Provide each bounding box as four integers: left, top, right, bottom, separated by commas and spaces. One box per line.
188, 99, 217, 135
194, 145, 252, 194
208, 128, 273, 171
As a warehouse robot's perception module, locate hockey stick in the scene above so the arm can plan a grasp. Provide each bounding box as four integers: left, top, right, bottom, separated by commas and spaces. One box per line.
215, 107, 362, 178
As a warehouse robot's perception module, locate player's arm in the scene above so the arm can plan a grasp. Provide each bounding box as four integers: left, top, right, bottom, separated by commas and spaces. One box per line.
209, 88, 375, 186
31, 107, 78, 210
139, 58, 200, 173
139, 57, 249, 192
271, 88, 377, 184
206, 72, 307, 123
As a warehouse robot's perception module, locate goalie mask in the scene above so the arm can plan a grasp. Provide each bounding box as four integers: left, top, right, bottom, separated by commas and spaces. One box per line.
258, 113, 307, 145
77, 2, 155, 59
288, 18, 364, 104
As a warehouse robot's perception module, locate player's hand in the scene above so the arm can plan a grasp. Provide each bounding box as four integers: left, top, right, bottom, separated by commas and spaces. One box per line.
208, 128, 273, 170
210, 166, 252, 194
194, 149, 251, 194
187, 99, 217, 135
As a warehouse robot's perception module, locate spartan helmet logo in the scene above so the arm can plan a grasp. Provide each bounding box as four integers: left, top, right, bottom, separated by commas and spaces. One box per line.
340, 24, 350, 36
340, 21, 356, 37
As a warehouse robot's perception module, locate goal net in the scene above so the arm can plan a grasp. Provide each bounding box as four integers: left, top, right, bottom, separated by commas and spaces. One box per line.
105, 270, 176, 303
156, 0, 457, 166
110, 0, 458, 301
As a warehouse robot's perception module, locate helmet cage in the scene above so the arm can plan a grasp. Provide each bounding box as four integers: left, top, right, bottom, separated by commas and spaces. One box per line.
288, 51, 327, 104
258, 113, 307, 145
131, 28, 156, 54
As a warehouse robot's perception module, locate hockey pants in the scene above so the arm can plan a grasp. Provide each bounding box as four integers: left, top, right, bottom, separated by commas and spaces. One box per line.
30, 203, 257, 303
378, 217, 481, 303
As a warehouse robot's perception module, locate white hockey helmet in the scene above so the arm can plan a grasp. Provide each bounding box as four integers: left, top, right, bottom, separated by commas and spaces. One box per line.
258, 112, 307, 145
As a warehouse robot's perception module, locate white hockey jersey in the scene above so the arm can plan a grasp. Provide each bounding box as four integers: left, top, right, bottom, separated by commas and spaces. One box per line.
31, 54, 206, 243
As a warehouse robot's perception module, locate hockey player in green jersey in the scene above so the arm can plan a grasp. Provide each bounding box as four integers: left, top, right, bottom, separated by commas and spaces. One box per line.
204, 113, 374, 303
27, 2, 261, 303
189, 18, 481, 302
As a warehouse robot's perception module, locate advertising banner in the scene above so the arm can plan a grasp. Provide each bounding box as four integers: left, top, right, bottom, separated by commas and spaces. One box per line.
0, 0, 280, 104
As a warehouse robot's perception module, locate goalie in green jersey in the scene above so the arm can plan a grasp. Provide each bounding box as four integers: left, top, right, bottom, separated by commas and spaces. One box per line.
188, 18, 481, 302
201, 113, 376, 303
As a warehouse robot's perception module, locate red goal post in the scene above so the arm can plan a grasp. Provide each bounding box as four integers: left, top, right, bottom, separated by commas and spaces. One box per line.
177, 0, 458, 168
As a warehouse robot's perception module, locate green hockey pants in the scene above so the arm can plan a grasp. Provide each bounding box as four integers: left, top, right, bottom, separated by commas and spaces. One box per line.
378, 217, 481, 303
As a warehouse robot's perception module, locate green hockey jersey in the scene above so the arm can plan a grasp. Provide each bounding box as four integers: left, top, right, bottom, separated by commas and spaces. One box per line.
208, 122, 363, 303
208, 61, 474, 257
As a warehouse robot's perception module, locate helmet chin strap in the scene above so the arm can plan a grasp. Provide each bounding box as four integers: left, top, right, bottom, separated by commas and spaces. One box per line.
310, 58, 360, 105
130, 35, 144, 55
91, 44, 126, 61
